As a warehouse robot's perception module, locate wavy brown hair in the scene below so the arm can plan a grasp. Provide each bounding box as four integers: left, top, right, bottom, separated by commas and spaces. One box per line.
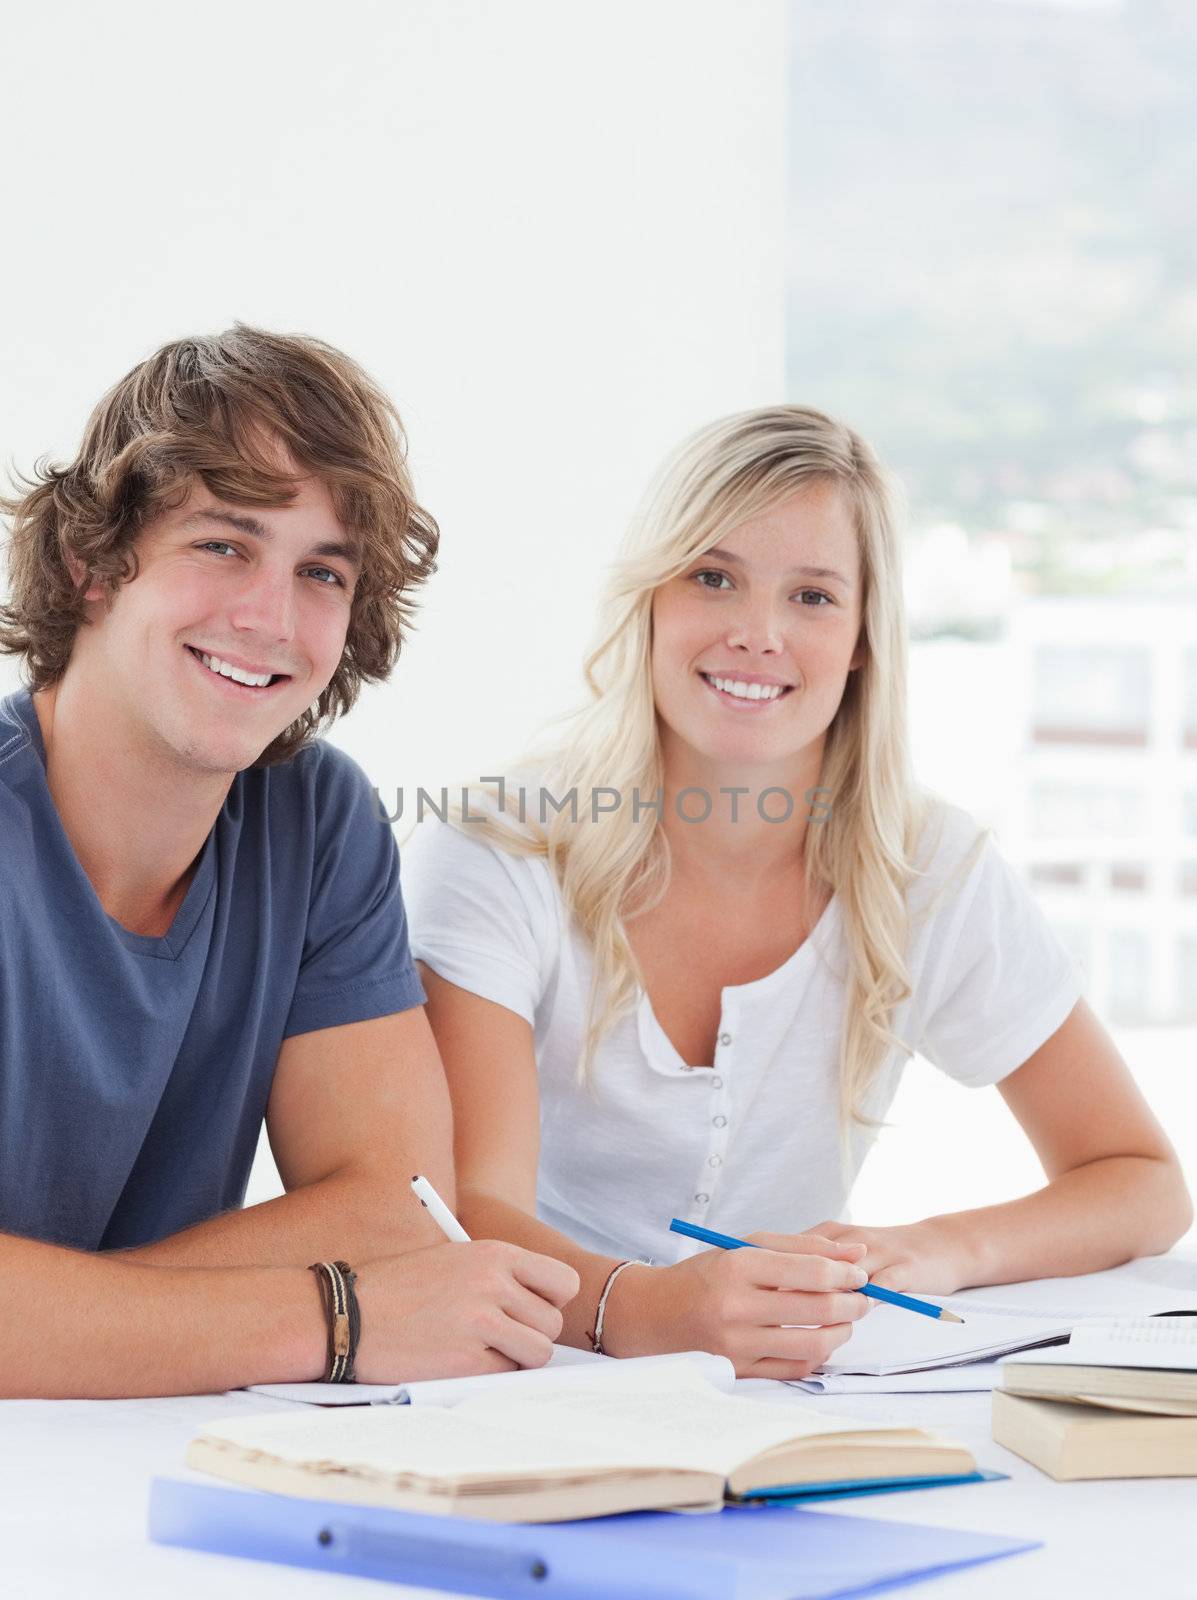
0, 323, 439, 764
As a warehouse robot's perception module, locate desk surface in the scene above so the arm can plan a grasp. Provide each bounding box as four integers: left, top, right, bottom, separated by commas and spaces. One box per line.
6, 1257, 1197, 1599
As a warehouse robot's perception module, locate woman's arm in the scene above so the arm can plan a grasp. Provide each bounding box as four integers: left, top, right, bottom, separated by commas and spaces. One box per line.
419, 962, 872, 1376
815, 999, 1193, 1291
416, 961, 619, 1346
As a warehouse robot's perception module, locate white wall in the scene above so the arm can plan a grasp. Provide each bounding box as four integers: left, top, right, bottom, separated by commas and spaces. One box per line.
1, 0, 788, 801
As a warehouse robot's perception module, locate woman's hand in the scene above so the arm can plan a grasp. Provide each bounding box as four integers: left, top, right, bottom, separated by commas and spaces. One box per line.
806, 1218, 972, 1295
602, 1232, 873, 1379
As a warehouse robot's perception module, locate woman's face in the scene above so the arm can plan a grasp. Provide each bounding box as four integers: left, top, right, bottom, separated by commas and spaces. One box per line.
650, 480, 865, 777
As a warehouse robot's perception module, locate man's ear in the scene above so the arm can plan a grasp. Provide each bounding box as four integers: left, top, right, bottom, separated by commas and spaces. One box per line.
63, 552, 106, 606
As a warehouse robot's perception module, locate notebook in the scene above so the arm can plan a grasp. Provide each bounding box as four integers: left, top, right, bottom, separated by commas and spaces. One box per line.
815, 1303, 1071, 1377
810, 1268, 1197, 1383
248, 1346, 717, 1407
187, 1363, 978, 1523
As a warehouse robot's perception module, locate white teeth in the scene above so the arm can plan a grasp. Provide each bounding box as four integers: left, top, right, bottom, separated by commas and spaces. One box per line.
708, 674, 784, 701
196, 651, 273, 688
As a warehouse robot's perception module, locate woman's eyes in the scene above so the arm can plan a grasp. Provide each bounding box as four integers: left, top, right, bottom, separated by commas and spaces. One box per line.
690, 569, 831, 605
693, 568, 733, 591
197, 542, 346, 588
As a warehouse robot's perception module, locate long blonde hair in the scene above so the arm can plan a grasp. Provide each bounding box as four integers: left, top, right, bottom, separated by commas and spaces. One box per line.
453, 406, 972, 1132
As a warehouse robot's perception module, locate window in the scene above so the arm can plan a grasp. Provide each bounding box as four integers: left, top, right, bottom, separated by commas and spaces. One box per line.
1030, 783, 1146, 840
1108, 930, 1151, 1025
1030, 863, 1085, 889
1031, 646, 1150, 748
1109, 863, 1148, 894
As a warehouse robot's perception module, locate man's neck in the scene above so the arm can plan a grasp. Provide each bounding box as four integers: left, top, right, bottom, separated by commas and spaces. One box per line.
33, 680, 232, 937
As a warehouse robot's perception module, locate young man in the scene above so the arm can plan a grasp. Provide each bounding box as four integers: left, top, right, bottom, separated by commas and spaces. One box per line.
0, 326, 577, 1397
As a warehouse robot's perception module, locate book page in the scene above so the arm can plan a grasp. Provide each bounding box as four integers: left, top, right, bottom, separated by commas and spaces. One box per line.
198, 1402, 695, 1483
1064, 1317, 1197, 1370
400, 1349, 735, 1409
456, 1366, 910, 1478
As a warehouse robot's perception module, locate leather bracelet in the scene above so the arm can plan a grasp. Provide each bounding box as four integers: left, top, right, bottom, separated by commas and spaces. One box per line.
588, 1259, 645, 1356
308, 1260, 361, 1382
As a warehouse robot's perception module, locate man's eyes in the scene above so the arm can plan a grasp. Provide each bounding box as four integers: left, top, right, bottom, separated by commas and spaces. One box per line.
197, 542, 347, 588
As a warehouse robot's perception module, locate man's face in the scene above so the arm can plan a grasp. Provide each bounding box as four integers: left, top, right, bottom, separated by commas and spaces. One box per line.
74, 472, 359, 776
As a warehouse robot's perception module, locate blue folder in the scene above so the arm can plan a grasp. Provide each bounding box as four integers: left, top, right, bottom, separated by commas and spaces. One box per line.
148, 1478, 1039, 1599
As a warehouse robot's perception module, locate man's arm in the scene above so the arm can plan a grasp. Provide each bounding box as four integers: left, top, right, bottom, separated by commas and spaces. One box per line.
0, 1231, 326, 1398
0, 1227, 578, 1399
5, 1005, 576, 1399
122, 1008, 452, 1268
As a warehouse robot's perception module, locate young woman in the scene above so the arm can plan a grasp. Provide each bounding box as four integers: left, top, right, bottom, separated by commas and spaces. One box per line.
401, 406, 1192, 1379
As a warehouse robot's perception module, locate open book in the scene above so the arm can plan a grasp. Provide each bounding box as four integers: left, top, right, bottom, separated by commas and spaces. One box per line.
189, 1363, 975, 1523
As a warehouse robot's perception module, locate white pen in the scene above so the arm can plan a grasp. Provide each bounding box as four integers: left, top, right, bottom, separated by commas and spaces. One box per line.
410, 1173, 472, 1243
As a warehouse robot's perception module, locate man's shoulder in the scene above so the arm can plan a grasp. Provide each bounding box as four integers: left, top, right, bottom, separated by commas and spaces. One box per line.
239, 735, 379, 825
0, 687, 36, 768
0, 690, 48, 828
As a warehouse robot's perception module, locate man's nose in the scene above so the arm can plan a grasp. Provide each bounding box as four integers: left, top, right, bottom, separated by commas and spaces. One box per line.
229, 566, 296, 644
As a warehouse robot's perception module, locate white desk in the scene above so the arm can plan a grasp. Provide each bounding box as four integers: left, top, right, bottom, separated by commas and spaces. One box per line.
6, 1388, 1194, 1599
6, 1254, 1197, 1600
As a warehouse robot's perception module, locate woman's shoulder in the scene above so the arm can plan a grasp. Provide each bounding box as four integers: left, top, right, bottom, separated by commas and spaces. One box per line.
905, 792, 993, 920
400, 773, 559, 915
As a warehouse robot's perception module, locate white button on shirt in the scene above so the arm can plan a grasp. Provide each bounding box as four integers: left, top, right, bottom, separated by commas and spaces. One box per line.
402, 799, 1084, 1268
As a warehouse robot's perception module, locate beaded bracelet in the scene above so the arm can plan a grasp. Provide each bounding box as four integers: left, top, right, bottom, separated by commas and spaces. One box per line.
308, 1260, 361, 1382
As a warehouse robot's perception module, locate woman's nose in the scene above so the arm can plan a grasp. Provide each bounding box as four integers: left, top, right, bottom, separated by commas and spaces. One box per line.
725, 595, 784, 654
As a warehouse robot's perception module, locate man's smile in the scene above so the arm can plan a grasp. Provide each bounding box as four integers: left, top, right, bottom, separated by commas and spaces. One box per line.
184, 644, 295, 697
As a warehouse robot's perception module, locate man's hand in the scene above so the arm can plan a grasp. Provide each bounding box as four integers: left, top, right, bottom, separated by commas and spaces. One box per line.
351, 1241, 580, 1383
806, 1219, 971, 1295
603, 1231, 872, 1379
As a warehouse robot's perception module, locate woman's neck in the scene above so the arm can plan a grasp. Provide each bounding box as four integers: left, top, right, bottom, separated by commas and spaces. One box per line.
657, 732, 826, 886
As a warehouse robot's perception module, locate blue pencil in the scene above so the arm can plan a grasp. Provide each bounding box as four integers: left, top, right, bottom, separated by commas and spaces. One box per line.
668, 1218, 965, 1323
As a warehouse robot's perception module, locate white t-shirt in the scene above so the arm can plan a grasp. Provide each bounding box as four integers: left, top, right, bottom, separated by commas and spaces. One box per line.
401, 799, 1084, 1267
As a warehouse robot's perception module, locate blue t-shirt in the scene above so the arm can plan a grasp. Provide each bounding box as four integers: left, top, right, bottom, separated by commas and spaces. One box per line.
0, 688, 425, 1251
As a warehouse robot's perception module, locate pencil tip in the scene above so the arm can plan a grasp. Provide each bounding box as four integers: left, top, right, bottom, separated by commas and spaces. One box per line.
941, 1310, 965, 1323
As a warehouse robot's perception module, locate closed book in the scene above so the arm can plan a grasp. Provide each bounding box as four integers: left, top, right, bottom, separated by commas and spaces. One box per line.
999, 1315, 1197, 1416
991, 1388, 1197, 1480
188, 1363, 976, 1523
998, 1361, 1197, 1416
